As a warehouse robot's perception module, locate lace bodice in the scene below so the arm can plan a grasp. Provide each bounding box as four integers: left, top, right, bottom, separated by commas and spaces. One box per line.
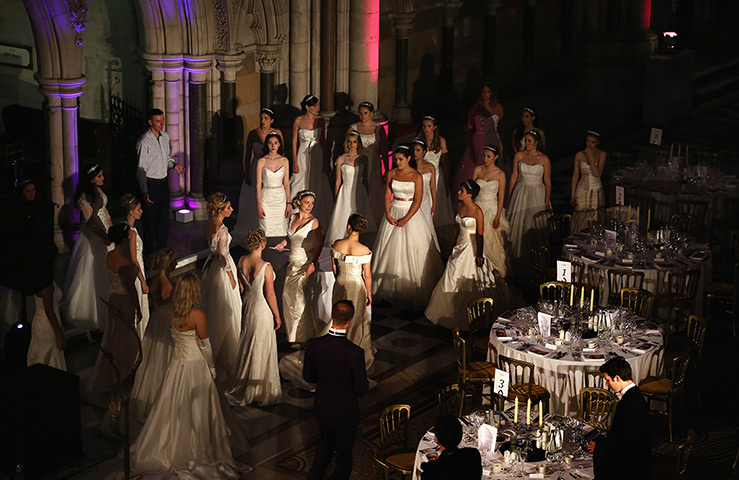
474, 115, 499, 135
455, 215, 478, 246
351, 124, 378, 150
78, 187, 111, 233
170, 328, 204, 362
209, 224, 233, 273
333, 250, 372, 283
391, 180, 415, 201
262, 166, 286, 187
287, 218, 319, 267
518, 162, 544, 185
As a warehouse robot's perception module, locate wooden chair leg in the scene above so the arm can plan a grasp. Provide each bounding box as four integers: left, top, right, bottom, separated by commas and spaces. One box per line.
668, 396, 674, 443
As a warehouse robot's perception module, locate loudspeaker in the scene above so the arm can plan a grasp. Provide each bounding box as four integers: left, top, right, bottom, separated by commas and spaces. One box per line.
0, 364, 82, 478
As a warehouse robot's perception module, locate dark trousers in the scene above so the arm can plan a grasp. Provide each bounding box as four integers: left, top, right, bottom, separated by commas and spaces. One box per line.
142, 180, 171, 256
308, 424, 357, 480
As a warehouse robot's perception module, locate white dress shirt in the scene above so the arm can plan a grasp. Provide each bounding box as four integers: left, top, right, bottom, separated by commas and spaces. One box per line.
136, 129, 175, 194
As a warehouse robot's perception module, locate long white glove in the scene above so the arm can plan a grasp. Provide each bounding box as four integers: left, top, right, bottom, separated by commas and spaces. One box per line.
197, 336, 217, 380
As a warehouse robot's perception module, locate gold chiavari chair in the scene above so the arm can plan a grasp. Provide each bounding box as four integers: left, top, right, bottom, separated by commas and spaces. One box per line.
438, 384, 462, 417
530, 245, 551, 285
497, 354, 551, 414
547, 214, 572, 254
620, 287, 655, 320
467, 297, 495, 360
640, 354, 690, 442
452, 328, 497, 402
655, 269, 701, 343
675, 199, 708, 232
578, 387, 619, 432
670, 213, 700, 238
539, 281, 573, 305
372, 404, 414, 480
607, 269, 645, 306
571, 282, 599, 310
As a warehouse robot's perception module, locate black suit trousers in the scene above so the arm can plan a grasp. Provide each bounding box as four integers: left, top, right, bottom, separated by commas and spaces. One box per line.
308, 424, 357, 480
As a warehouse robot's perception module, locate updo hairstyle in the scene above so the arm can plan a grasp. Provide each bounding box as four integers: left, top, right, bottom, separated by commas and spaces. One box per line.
119, 193, 141, 213
460, 180, 481, 199
149, 248, 177, 271
358, 101, 375, 112
246, 229, 267, 251
347, 213, 368, 233
300, 94, 319, 110
291, 190, 316, 210
262, 131, 284, 156
108, 223, 131, 245
206, 192, 229, 217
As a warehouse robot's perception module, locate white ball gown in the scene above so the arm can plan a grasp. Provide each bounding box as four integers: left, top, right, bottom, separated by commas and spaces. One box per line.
200, 224, 242, 382
232, 132, 263, 242
225, 262, 282, 406
290, 128, 334, 227
425, 215, 512, 329
61, 187, 112, 331
474, 179, 511, 278
26, 284, 66, 371
351, 124, 386, 223
419, 171, 441, 251
371, 180, 444, 310
508, 162, 547, 269
131, 225, 150, 339
571, 159, 605, 233
131, 327, 250, 479
258, 165, 288, 237
282, 219, 320, 343
332, 250, 374, 370
325, 162, 375, 246
130, 299, 173, 424
424, 149, 455, 227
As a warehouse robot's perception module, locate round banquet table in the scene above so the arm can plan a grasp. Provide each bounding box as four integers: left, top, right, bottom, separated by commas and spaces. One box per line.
487, 307, 663, 416
562, 230, 713, 314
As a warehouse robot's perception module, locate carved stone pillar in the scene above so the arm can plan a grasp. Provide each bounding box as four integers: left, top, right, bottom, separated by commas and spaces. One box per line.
349, 0, 379, 109
441, 2, 462, 95
483, 0, 501, 80
256, 45, 281, 109
216, 53, 246, 118
36, 75, 85, 251
391, 11, 415, 125
320, 0, 337, 113
290, 0, 311, 104
523, 0, 536, 80
184, 56, 213, 220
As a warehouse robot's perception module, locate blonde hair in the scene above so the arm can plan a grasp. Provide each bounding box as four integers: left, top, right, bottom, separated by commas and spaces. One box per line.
149, 248, 176, 271
170, 273, 201, 329
119, 193, 141, 213
246, 229, 266, 251
344, 130, 364, 154
291, 190, 316, 210
206, 192, 229, 217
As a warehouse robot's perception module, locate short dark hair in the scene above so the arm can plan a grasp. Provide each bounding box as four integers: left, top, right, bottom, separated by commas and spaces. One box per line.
600, 356, 633, 381
147, 108, 164, 120
332, 300, 355, 326
434, 415, 462, 449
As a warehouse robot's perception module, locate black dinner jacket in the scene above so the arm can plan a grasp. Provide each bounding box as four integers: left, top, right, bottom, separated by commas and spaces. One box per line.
593, 385, 652, 480
303, 332, 369, 429
420, 447, 482, 480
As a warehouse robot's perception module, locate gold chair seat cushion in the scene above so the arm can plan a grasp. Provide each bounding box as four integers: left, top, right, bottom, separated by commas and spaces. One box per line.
460, 362, 497, 380
508, 383, 550, 402
386, 452, 416, 472
640, 376, 675, 394
704, 282, 734, 298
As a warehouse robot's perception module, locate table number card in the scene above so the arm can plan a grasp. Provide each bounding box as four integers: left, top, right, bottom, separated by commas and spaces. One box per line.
537, 312, 552, 338
494, 369, 509, 398
615, 185, 625, 206
605, 229, 617, 245
650, 127, 663, 145
556, 260, 572, 283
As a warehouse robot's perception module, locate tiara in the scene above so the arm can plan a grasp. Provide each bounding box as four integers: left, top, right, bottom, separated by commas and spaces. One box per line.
463, 180, 477, 192
261, 107, 274, 115
267, 131, 281, 137
348, 130, 360, 136
412, 139, 426, 148
423, 115, 436, 122
587, 130, 600, 137
483, 145, 498, 154
215, 195, 228, 208
395, 144, 412, 154
527, 129, 540, 137
18, 178, 34, 187
303, 94, 317, 103
359, 101, 374, 109
86, 164, 100, 174
298, 190, 317, 200
523, 107, 535, 115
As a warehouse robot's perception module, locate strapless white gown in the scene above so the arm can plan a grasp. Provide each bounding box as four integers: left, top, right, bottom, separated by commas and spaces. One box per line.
508, 162, 547, 263
131, 226, 150, 339
258, 166, 288, 237
474, 179, 511, 278
26, 284, 66, 371
290, 128, 334, 227
572, 160, 605, 233
420, 172, 440, 251
352, 124, 386, 223
131, 328, 250, 478
371, 180, 444, 310
283, 219, 320, 343
424, 149, 455, 227
325, 162, 375, 245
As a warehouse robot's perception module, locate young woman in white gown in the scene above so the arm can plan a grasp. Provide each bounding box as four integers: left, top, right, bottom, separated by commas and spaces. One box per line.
473, 145, 511, 278
226, 229, 282, 406
233, 108, 283, 242
507, 130, 551, 276
276, 190, 323, 348
200, 193, 242, 383
131, 273, 249, 479
411, 139, 440, 251
372, 145, 444, 310
291, 94, 334, 227
256, 131, 291, 237
426, 181, 513, 329
325, 130, 374, 245
26, 282, 66, 371
570, 130, 606, 233
61, 164, 113, 331
348, 101, 389, 223
130, 248, 176, 424
331, 214, 374, 373
120, 194, 150, 338
511, 107, 547, 154
416, 116, 454, 226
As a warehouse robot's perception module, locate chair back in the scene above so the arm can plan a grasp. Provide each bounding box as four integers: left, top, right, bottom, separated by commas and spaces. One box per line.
620, 288, 655, 319
539, 281, 572, 304
460, 384, 485, 415
675, 200, 708, 229
467, 297, 494, 347
571, 260, 588, 285
378, 404, 411, 457
571, 282, 599, 310
607, 269, 645, 300
657, 269, 700, 301
497, 354, 535, 397
584, 369, 609, 390
547, 214, 572, 252
452, 328, 468, 378
670, 354, 690, 393
605, 205, 629, 224
579, 387, 619, 432
686, 315, 707, 358
676, 429, 695, 475
438, 384, 462, 417
530, 245, 550, 284
670, 214, 700, 237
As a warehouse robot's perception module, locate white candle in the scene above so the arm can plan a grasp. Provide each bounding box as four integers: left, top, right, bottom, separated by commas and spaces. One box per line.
580, 288, 584, 308
669, 143, 674, 158
647, 209, 651, 230
514, 397, 519, 424
590, 291, 594, 311
539, 401, 543, 427
527, 399, 531, 425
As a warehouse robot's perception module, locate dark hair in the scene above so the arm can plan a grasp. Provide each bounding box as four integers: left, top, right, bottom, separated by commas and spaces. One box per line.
260, 107, 275, 119
108, 223, 130, 246
119, 193, 141, 213
332, 300, 355, 325
586, 130, 601, 142
74, 163, 102, 205
514, 107, 541, 148
358, 101, 375, 112
301, 94, 319, 110
600, 356, 633, 382
434, 415, 462, 449
347, 213, 368, 233
483, 144, 499, 157
416, 116, 442, 153
262, 131, 284, 156
460, 180, 481, 199
147, 108, 164, 121
394, 144, 416, 169
479, 81, 497, 105
16, 178, 37, 200
524, 130, 545, 154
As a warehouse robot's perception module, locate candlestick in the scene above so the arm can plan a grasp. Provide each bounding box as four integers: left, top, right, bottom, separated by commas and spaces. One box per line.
539, 401, 543, 427
590, 291, 594, 311
647, 209, 651, 230
527, 399, 531, 425
580, 287, 584, 308
570, 286, 574, 307
514, 397, 519, 424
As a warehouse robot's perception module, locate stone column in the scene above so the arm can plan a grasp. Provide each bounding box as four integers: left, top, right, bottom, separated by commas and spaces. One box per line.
349, 0, 379, 109
441, 2, 462, 95
336, 0, 350, 94
256, 45, 281, 109
390, 11, 415, 125
290, 0, 311, 104
184, 56, 213, 220
523, 0, 536, 80
36, 75, 85, 251
483, 0, 501, 80
216, 53, 246, 118
320, 0, 337, 112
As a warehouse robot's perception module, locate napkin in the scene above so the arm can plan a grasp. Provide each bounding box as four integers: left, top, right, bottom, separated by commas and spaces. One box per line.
477, 424, 498, 453
645, 329, 661, 335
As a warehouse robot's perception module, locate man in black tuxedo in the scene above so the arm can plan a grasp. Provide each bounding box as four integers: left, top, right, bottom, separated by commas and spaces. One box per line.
421, 414, 482, 479
587, 356, 652, 480
303, 300, 369, 480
